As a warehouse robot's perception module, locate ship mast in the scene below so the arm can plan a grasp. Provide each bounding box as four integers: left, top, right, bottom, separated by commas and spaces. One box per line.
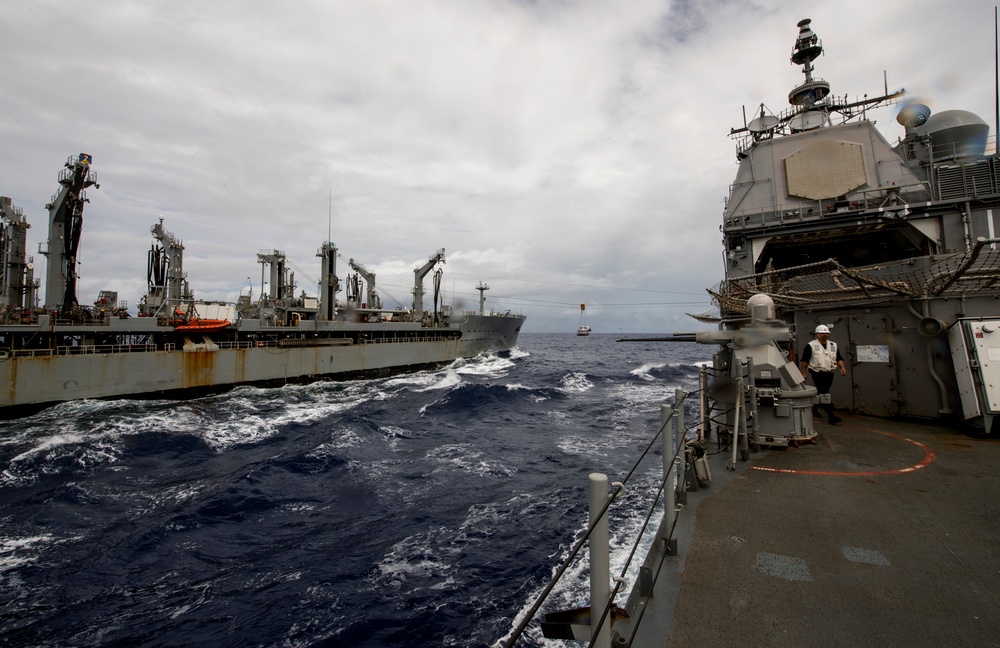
731, 19, 904, 153
789, 19, 829, 107
476, 281, 489, 316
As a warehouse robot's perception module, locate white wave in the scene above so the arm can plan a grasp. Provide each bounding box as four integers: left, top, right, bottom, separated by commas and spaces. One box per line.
609, 382, 680, 414
458, 491, 535, 536
383, 371, 442, 389
8, 433, 86, 463
375, 527, 455, 586
319, 428, 363, 451
559, 372, 594, 393
506, 347, 530, 360
194, 418, 263, 448
0, 398, 146, 447
556, 434, 618, 459
0, 533, 61, 574
416, 368, 463, 392
169, 386, 369, 451
158, 482, 205, 508
1, 430, 122, 488
629, 361, 669, 382
427, 444, 513, 478
453, 353, 516, 378
0, 383, 371, 464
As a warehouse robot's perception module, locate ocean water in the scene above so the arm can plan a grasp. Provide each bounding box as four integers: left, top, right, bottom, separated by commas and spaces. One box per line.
0, 333, 710, 647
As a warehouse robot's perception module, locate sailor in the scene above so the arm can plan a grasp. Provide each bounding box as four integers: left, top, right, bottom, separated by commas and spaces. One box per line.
800, 324, 846, 424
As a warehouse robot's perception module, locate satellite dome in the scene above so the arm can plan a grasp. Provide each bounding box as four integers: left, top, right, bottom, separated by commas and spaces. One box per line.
896, 103, 931, 128
747, 293, 776, 322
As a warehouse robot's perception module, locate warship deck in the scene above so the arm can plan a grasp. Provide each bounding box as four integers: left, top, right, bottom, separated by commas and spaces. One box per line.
632, 415, 1000, 647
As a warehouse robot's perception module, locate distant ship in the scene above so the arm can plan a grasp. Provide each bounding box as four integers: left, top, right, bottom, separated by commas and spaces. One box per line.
577, 303, 591, 336
0, 155, 525, 417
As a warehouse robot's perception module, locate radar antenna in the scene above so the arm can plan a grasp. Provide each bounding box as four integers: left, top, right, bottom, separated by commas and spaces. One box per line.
788, 18, 830, 109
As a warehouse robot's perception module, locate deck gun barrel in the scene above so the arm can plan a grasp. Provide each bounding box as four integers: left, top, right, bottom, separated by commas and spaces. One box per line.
616, 334, 697, 342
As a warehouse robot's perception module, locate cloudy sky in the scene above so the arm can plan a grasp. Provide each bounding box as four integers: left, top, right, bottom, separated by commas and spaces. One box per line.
1, 0, 996, 333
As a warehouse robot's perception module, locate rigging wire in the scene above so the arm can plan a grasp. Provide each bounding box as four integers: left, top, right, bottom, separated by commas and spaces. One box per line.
283, 258, 316, 289
447, 271, 707, 296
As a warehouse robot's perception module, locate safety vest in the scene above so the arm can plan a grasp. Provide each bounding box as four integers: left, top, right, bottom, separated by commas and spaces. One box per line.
807, 339, 838, 372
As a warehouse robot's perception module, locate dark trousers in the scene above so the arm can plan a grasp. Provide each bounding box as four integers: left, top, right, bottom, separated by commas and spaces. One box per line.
809, 370, 837, 419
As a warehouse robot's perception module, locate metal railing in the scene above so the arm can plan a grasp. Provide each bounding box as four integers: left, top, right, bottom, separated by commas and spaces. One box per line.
503, 379, 712, 647
5, 334, 461, 358
11, 343, 157, 358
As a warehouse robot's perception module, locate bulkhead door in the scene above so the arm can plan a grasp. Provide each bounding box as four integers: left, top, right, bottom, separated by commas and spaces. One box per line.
842, 314, 901, 416
797, 313, 900, 417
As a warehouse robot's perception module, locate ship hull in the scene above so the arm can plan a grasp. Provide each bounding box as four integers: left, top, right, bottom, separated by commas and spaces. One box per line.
0, 314, 525, 415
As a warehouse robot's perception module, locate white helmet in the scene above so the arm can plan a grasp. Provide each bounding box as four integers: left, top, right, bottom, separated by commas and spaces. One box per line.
814, 324, 830, 334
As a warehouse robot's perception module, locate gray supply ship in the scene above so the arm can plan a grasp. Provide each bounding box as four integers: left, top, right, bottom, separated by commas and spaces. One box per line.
0, 156, 524, 417
505, 18, 1000, 647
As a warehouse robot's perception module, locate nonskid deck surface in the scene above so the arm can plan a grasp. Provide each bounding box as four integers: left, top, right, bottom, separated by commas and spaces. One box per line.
643, 416, 1000, 647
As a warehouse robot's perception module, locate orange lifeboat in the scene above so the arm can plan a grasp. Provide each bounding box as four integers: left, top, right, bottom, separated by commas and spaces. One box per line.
172, 318, 231, 332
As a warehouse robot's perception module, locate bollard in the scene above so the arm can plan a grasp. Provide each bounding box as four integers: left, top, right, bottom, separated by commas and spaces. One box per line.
588, 473, 612, 648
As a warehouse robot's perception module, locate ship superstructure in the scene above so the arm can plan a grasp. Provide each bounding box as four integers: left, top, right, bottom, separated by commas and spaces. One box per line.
713, 19, 1000, 430
0, 155, 524, 416
506, 18, 1000, 648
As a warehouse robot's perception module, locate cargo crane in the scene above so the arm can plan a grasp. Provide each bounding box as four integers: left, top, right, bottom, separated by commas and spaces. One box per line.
41, 153, 99, 314
412, 248, 445, 322
347, 257, 381, 310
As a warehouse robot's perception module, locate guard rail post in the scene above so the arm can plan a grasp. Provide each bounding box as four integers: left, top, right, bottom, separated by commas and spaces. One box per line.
661, 405, 678, 556
675, 388, 687, 504
588, 472, 612, 648
699, 367, 710, 443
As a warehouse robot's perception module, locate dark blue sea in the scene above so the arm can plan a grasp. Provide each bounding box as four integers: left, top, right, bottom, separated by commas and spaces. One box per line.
0, 334, 710, 647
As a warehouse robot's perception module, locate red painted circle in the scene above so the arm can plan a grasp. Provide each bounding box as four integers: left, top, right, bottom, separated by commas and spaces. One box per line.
751, 425, 937, 476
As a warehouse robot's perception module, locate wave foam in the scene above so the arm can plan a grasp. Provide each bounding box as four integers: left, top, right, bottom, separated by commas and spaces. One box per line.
559, 372, 594, 393
629, 362, 669, 381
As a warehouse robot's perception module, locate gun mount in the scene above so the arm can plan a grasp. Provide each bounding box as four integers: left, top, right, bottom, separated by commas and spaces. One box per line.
623, 294, 819, 449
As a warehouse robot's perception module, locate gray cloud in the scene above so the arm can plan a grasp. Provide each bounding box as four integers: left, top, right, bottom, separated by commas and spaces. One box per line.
1, 0, 993, 333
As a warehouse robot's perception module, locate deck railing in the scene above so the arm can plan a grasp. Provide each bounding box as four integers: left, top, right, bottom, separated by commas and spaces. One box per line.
11, 343, 157, 358
502, 374, 721, 647
6, 335, 458, 358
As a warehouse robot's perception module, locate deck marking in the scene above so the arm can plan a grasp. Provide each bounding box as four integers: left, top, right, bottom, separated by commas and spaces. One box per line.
841, 546, 891, 566
755, 552, 812, 581
751, 423, 937, 476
